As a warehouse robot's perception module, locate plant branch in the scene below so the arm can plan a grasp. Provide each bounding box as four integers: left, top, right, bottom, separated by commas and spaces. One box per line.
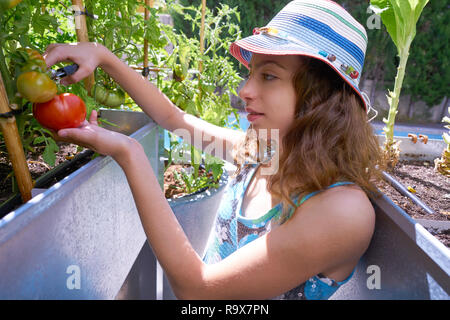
383, 36, 414, 144
0, 23, 14, 101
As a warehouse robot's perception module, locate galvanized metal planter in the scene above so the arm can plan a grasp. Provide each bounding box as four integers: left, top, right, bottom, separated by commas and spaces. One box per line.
331, 192, 450, 299
332, 135, 449, 299
0, 109, 159, 299
117, 168, 230, 300
163, 171, 229, 300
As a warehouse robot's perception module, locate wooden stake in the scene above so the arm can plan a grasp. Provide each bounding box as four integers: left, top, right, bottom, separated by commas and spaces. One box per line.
71, 0, 95, 94
0, 76, 33, 203
199, 0, 206, 74
143, 0, 151, 74
197, 0, 207, 103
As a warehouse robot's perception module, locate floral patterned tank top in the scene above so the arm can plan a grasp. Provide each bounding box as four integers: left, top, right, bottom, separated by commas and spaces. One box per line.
202, 164, 356, 300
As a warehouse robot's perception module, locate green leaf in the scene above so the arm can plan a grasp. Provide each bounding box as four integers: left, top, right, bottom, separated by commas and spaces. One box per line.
33, 136, 45, 144
32, 13, 58, 35
370, 0, 429, 50
443, 133, 450, 145
372, 0, 398, 47
442, 116, 450, 124
191, 146, 202, 167
178, 45, 190, 78
210, 164, 223, 181
42, 139, 59, 167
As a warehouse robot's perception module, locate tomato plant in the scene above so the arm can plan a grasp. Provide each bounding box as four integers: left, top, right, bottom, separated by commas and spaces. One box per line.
33, 93, 86, 131
159, 1, 242, 194
0, 0, 150, 169
17, 71, 56, 103
0, 0, 242, 197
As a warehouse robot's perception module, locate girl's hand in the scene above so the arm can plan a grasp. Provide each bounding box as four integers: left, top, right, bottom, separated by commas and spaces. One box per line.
54, 110, 139, 165
43, 42, 110, 86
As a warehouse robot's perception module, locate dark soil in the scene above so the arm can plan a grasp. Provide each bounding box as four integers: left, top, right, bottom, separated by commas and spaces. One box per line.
0, 143, 86, 203
375, 160, 450, 247
163, 163, 211, 199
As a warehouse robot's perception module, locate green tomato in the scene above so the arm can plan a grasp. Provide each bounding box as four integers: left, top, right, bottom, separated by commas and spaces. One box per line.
17, 71, 57, 103
93, 85, 125, 108
0, 0, 22, 11
12, 48, 47, 77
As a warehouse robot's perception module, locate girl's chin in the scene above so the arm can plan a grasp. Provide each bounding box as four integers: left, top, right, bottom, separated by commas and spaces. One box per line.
248, 124, 284, 140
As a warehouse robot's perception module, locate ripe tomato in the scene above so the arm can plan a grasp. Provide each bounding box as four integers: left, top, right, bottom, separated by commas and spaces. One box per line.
33, 93, 87, 131
17, 71, 57, 103
0, 0, 22, 11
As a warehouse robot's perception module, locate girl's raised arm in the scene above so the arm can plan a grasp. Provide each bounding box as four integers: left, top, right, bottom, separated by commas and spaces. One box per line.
44, 42, 244, 162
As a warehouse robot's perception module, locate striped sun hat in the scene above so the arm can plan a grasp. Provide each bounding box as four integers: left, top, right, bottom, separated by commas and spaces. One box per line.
230, 0, 371, 112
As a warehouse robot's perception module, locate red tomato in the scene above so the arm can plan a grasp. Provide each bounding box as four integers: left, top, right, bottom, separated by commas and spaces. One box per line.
33, 93, 87, 131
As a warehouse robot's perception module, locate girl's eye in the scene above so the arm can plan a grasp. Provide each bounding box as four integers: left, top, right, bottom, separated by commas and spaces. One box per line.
262, 73, 276, 80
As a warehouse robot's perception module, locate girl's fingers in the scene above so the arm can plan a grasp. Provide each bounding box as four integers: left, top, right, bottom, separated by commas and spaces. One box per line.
89, 110, 98, 125
42, 44, 58, 58
43, 44, 68, 68
59, 64, 90, 85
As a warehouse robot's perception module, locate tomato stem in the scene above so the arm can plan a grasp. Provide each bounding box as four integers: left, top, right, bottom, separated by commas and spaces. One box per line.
0, 20, 14, 100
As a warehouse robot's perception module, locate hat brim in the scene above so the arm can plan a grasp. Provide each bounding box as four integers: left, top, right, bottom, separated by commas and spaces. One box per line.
230, 34, 368, 112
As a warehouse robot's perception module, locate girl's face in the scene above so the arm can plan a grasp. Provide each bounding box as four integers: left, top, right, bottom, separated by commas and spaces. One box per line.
239, 54, 302, 140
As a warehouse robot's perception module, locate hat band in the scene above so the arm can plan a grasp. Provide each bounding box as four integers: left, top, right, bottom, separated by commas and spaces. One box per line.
253, 27, 360, 84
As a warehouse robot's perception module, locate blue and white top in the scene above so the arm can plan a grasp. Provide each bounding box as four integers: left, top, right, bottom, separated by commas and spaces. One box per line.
202, 164, 356, 300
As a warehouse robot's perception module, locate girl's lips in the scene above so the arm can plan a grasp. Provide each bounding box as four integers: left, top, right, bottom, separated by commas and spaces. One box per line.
247, 113, 264, 122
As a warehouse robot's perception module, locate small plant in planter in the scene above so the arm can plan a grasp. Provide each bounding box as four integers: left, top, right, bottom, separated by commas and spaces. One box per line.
369, 0, 430, 168
158, 2, 243, 198
370, 0, 449, 247
434, 106, 450, 177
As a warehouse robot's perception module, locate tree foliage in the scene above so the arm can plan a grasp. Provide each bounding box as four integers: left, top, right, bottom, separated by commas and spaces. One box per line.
173, 0, 448, 109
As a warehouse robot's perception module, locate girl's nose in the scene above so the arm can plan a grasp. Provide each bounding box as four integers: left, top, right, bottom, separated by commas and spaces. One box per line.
238, 76, 256, 103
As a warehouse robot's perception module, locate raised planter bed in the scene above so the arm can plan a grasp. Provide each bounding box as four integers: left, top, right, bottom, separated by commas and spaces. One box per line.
0, 109, 160, 299
331, 191, 449, 299
332, 134, 449, 299
118, 162, 230, 300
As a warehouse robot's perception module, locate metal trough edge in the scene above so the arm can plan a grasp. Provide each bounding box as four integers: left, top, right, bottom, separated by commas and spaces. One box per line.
0, 111, 160, 299
370, 192, 450, 279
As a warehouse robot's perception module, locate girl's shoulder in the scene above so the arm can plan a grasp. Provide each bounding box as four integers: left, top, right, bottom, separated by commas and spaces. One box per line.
301, 182, 374, 218
291, 183, 375, 249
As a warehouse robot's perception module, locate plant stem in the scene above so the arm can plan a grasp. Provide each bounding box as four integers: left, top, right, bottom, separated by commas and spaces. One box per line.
0, 23, 14, 101
383, 36, 414, 145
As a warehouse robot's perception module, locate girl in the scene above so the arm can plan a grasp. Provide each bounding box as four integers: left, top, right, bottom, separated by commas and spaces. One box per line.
44, 0, 383, 299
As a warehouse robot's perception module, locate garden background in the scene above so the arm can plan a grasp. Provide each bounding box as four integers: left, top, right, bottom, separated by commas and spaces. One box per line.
173, 0, 449, 124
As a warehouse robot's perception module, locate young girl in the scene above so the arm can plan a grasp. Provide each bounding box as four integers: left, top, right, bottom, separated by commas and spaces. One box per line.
44, 0, 383, 299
